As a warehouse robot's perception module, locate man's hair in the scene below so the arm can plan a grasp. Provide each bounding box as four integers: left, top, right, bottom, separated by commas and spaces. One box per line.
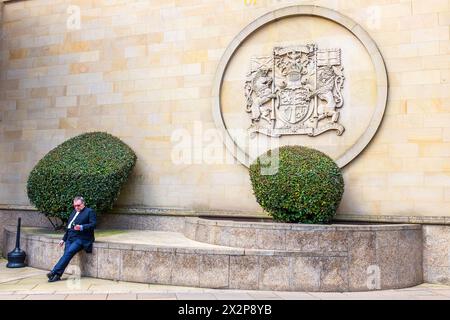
73, 196, 85, 204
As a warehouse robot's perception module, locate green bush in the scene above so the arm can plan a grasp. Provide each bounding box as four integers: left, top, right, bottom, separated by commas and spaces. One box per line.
27, 132, 137, 224
249, 146, 344, 224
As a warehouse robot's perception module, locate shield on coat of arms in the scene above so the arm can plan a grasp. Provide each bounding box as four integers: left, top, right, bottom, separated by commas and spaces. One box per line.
245, 44, 345, 137
278, 87, 311, 124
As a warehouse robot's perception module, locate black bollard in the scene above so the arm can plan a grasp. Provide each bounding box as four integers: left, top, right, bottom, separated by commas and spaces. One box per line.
6, 218, 27, 268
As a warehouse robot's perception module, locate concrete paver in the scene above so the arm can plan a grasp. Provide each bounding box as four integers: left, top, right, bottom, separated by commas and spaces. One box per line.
307, 292, 349, 300
433, 290, 450, 297
212, 293, 256, 300
247, 292, 283, 300
273, 292, 319, 300
137, 293, 177, 300
87, 286, 137, 293
50, 290, 97, 294
107, 293, 137, 300
24, 294, 67, 300
0, 294, 27, 300
176, 293, 218, 300
409, 295, 450, 300
65, 294, 107, 300
0, 263, 47, 284
0, 284, 38, 291
17, 290, 56, 295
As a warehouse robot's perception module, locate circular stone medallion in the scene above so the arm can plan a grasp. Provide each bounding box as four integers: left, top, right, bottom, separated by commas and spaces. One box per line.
212, 5, 388, 168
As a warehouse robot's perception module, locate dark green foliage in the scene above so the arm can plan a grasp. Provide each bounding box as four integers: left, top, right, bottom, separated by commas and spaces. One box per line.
249, 146, 344, 224
27, 132, 137, 223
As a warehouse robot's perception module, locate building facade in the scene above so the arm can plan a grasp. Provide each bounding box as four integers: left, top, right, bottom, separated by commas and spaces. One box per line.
0, 0, 449, 283
0, 0, 450, 282
0, 0, 449, 221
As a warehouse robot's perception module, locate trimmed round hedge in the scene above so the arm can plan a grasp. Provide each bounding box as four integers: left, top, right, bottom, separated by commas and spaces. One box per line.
27, 132, 137, 223
249, 146, 344, 224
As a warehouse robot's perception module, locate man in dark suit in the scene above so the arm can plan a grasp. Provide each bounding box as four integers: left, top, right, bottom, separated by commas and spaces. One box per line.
47, 196, 97, 282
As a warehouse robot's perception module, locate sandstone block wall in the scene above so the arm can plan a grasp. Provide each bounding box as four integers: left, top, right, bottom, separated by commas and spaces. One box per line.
0, 0, 448, 221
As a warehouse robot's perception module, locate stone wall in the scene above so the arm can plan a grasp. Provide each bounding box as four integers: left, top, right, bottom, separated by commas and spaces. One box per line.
2, 222, 424, 291
0, 0, 449, 221
423, 225, 450, 285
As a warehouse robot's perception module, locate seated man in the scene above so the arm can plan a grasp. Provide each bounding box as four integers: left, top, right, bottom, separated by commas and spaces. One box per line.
47, 196, 97, 282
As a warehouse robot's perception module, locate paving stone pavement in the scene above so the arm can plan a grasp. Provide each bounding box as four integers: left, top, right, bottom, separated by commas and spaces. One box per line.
1, 259, 450, 300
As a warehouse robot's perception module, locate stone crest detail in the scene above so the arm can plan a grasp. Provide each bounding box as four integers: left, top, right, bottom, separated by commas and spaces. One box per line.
245, 44, 345, 137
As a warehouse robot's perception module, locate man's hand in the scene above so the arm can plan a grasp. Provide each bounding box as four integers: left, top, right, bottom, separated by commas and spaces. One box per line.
58, 240, 64, 247
74, 225, 81, 231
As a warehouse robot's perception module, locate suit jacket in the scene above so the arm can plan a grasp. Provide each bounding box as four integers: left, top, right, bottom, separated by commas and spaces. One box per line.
62, 207, 97, 253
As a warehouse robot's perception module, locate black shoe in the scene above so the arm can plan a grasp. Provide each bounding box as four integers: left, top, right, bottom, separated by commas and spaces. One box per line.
47, 272, 55, 280
48, 273, 61, 282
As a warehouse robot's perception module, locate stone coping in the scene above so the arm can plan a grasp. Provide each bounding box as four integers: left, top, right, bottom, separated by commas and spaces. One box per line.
183, 217, 424, 252
187, 217, 421, 231
0, 204, 270, 218
335, 214, 450, 225
3, 227, 347, 257
2, 204, 449, 225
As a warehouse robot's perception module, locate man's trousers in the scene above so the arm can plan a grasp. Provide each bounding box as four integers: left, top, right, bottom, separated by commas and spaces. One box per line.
51, 239, 84, 276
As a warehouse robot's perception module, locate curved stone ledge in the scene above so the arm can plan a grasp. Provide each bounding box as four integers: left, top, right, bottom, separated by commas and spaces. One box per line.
3, 225, 422, 292
184, 217, 422, 250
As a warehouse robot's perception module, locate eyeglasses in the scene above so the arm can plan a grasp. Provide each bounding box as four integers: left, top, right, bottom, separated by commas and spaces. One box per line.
73, 204, 82, 207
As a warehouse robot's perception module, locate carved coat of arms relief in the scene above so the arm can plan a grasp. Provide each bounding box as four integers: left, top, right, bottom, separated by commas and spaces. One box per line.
244, 44, 345, 137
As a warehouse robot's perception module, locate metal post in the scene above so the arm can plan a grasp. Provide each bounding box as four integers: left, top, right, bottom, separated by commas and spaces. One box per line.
6, 218, 27, 268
